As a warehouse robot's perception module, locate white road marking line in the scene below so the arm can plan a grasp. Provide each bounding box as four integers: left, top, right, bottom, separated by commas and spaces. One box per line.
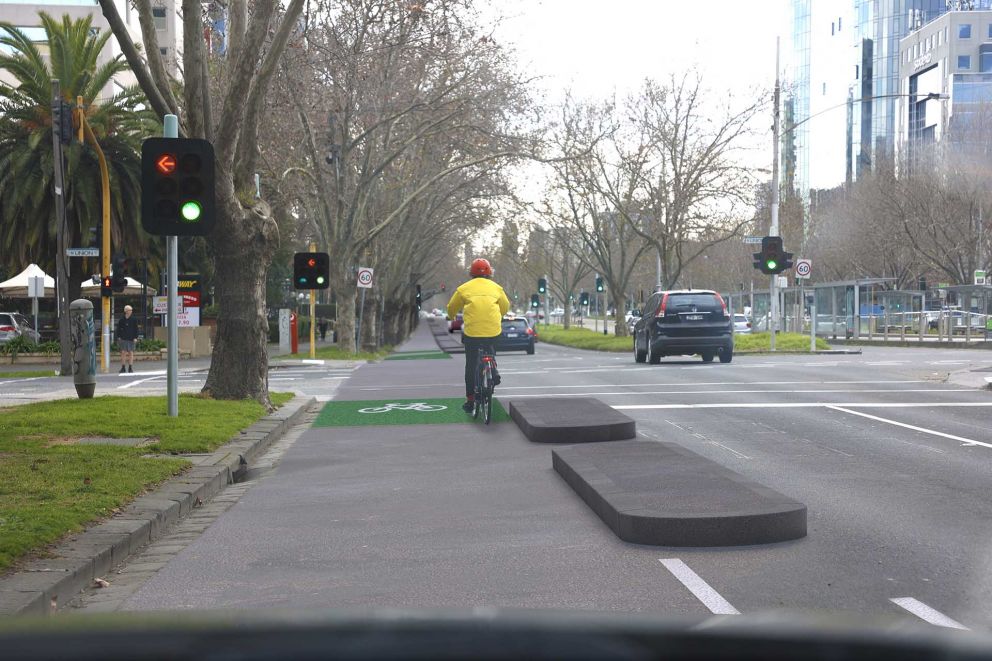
507, 388, 971, 398
708, 440, 751, 460
0, 377, 48, 386
321, 376, 349, 380
301, 359, 325, 365
890, 598, 968, 629
497, 380, 927, 390
117, 375, 166, 389
827, 406, 992, 450
268, 377, 300, 382
659, 559, 739, 615
615, 402, 992, 410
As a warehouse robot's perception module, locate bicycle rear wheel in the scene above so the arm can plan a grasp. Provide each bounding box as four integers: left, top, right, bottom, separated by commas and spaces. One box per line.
473, 362, 484, 419
483, 380, 493, 425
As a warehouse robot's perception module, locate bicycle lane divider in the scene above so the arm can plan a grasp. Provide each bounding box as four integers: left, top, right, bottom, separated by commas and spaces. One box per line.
312, 398, 511, 427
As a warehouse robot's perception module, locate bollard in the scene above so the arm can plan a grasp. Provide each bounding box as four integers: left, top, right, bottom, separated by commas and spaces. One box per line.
290, 311, 299, 355
69, 298, 96, 399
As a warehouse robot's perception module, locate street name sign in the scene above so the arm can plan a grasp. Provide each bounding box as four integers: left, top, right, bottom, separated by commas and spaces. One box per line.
67, 248, 99, 257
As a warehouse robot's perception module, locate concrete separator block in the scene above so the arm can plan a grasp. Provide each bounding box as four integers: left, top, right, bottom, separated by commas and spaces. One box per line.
508, 398, 636, 443
553, 440, 807, 547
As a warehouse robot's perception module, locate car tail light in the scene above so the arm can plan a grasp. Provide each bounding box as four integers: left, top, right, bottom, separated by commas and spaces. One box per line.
525, 328, 535, 336
655, 293, 669, 317
715, 293, 730, 318
0, 325, 14, 332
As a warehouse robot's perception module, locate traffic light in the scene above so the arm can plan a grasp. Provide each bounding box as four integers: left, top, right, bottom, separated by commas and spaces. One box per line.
111, 254, 127, 293
752, 236, 794, 275
579, 292, 590, 306
141, 137, 216, 236
416, 284, 422, 310
531, 293, 540, 308
100, 275, 113, 297
52, 99, 74, 145
293, 252, 330, 289
538, 278, 547, 294
595, 276, 604, 292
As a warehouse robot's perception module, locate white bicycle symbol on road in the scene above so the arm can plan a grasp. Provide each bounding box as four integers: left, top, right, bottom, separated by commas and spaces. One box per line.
358, 402, 448, 414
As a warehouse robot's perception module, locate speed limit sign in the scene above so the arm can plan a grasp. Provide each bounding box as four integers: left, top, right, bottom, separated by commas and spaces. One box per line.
795, 258, 812, 279
357, 266, 374, 288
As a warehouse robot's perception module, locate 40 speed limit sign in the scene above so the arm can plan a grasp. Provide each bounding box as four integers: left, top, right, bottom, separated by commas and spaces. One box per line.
357, 266, 374, 288
795, 258, 812, 279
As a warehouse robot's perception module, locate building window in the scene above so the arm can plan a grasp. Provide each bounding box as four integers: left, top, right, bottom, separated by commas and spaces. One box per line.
938, 30, 942, 46
988, 24, 992, 39
152, 7, 166, 31
982, 52, 992, 73
159, 47, 167, 56
959, 24, 972, 39
831, 21, 835, 36
855, 64, 859, 79
823, 82, 827, 95
959, 55, 972, 70
838, 16, 842, 31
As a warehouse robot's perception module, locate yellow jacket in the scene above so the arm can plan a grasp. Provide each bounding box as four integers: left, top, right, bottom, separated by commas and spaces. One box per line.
447, 277, 511, 338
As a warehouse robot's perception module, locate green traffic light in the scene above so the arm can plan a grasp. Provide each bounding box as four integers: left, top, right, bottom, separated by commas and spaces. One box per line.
316, 276, 325, 285
181, 201, 202, 222
766, 260, 778, 271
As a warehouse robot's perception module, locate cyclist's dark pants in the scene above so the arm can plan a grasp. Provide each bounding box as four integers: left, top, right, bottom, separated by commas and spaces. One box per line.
462, 335, 498, 398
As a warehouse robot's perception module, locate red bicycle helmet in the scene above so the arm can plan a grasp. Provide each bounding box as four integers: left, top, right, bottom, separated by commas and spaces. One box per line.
469, 258, 493, 277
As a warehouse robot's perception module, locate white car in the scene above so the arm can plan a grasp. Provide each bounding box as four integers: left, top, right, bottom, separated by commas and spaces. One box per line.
733, 314, 752, 334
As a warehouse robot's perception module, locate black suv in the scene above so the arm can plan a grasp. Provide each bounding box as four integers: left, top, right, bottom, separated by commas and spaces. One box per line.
633, 290, 733, 364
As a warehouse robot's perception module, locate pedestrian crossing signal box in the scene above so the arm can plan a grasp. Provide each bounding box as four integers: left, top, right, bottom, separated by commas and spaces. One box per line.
141, 137, 215, 236
294, 252, 330, 290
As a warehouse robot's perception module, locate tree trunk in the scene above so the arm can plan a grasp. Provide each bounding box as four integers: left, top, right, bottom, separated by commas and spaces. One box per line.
361, 294, 378, 350
563, 298, 572, 330
336, 282, 357, 353
201, 196, 277, 407
613, 292, 629, 337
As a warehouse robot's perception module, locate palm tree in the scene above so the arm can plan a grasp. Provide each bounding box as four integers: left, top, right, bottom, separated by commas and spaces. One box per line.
0, 12, 160, 299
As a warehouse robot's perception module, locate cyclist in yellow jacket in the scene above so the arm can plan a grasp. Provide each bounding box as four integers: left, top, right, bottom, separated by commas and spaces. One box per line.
447, 258, 511, 412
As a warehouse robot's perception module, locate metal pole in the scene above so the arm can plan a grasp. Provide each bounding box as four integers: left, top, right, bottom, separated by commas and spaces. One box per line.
52, 80, 72, 377
356, 287, 366, 351
142, 259, 148, 339
309, 241, 316, 358
810, 304, 816, 352
656, 248, 662, 289
164, 115, 179, 417
602, 290, 607, 335
770, 37, 781, 352
544, 273, 550, 329
79, 106, 112, 374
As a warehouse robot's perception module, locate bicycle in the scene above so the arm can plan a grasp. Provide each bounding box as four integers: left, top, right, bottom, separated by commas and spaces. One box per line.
473, 345, 497, 424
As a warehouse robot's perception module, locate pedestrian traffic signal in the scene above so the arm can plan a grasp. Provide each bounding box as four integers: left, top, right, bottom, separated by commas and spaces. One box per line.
531, 294, 540, 308
579, 292, 590, 306
111, 254, 127, 293
538, 278, 547, 294
293, 252, 330, 289
595, 276, 604, 292
141, 137, 215, 236
100, 275, 113, 297
752, 236, 794, 275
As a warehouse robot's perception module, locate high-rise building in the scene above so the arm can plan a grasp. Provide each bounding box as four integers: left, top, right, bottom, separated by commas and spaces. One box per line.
0, 0, 182, 97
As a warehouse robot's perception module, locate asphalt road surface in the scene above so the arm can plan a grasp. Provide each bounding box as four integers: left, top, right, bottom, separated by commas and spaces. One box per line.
65, 333, 992, 632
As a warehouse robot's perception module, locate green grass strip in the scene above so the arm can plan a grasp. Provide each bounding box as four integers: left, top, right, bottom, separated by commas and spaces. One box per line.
0, 392, 292, 572
274, 345, 392, 361
0, 370, 57, 378
384, 350, 451, 360
735, 332, 830, 352
314, 398, 509, 427
536, 324, 633, 352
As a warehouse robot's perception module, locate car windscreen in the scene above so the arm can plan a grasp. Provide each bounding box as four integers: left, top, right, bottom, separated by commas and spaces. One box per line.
734, 315, 748, 322
502, 320, 528, 331
665, 294, 723, 312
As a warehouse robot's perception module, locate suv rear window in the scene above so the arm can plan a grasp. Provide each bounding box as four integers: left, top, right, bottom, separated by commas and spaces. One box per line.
665, 294, 723, 312
502, 319, 528, 331
0, 314, 14, 326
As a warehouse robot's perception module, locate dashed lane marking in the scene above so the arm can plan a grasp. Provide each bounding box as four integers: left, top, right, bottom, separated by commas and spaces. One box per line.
660, 559, 739, 615
890, 598, 968, 630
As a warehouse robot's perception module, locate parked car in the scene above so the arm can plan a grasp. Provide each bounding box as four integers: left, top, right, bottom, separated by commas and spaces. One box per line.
632, 290, 733, 364
448, 313, 463, 333
625, 309, 642, 333
0, 312, 40, 345
497, 316, 536, 354
733, 313, 752, 334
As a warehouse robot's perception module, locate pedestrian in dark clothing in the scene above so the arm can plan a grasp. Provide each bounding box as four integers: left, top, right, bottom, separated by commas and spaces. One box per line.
319, 318, 328, 341
117, 305, 140, 373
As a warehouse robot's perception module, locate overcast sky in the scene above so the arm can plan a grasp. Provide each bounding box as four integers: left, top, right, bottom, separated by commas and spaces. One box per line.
489, 0, 790, 103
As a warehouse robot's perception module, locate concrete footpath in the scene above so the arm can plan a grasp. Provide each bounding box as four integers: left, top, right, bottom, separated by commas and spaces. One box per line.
110, 324, 709, 613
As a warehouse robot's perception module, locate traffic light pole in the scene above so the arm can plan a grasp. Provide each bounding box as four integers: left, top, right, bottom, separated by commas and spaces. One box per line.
52, 80, 72, 378
164, 115, 179, 417
769, 38, 781, 352
544, 273, 549, 329
79, 99, 113, 372
309, 241, 317, 359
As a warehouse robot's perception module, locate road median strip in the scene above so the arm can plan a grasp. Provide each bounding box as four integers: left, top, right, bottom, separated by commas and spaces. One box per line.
0, 393, 313, 615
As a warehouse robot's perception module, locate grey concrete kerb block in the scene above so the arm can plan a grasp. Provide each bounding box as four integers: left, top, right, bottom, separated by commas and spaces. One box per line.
0, 394, 315, 615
